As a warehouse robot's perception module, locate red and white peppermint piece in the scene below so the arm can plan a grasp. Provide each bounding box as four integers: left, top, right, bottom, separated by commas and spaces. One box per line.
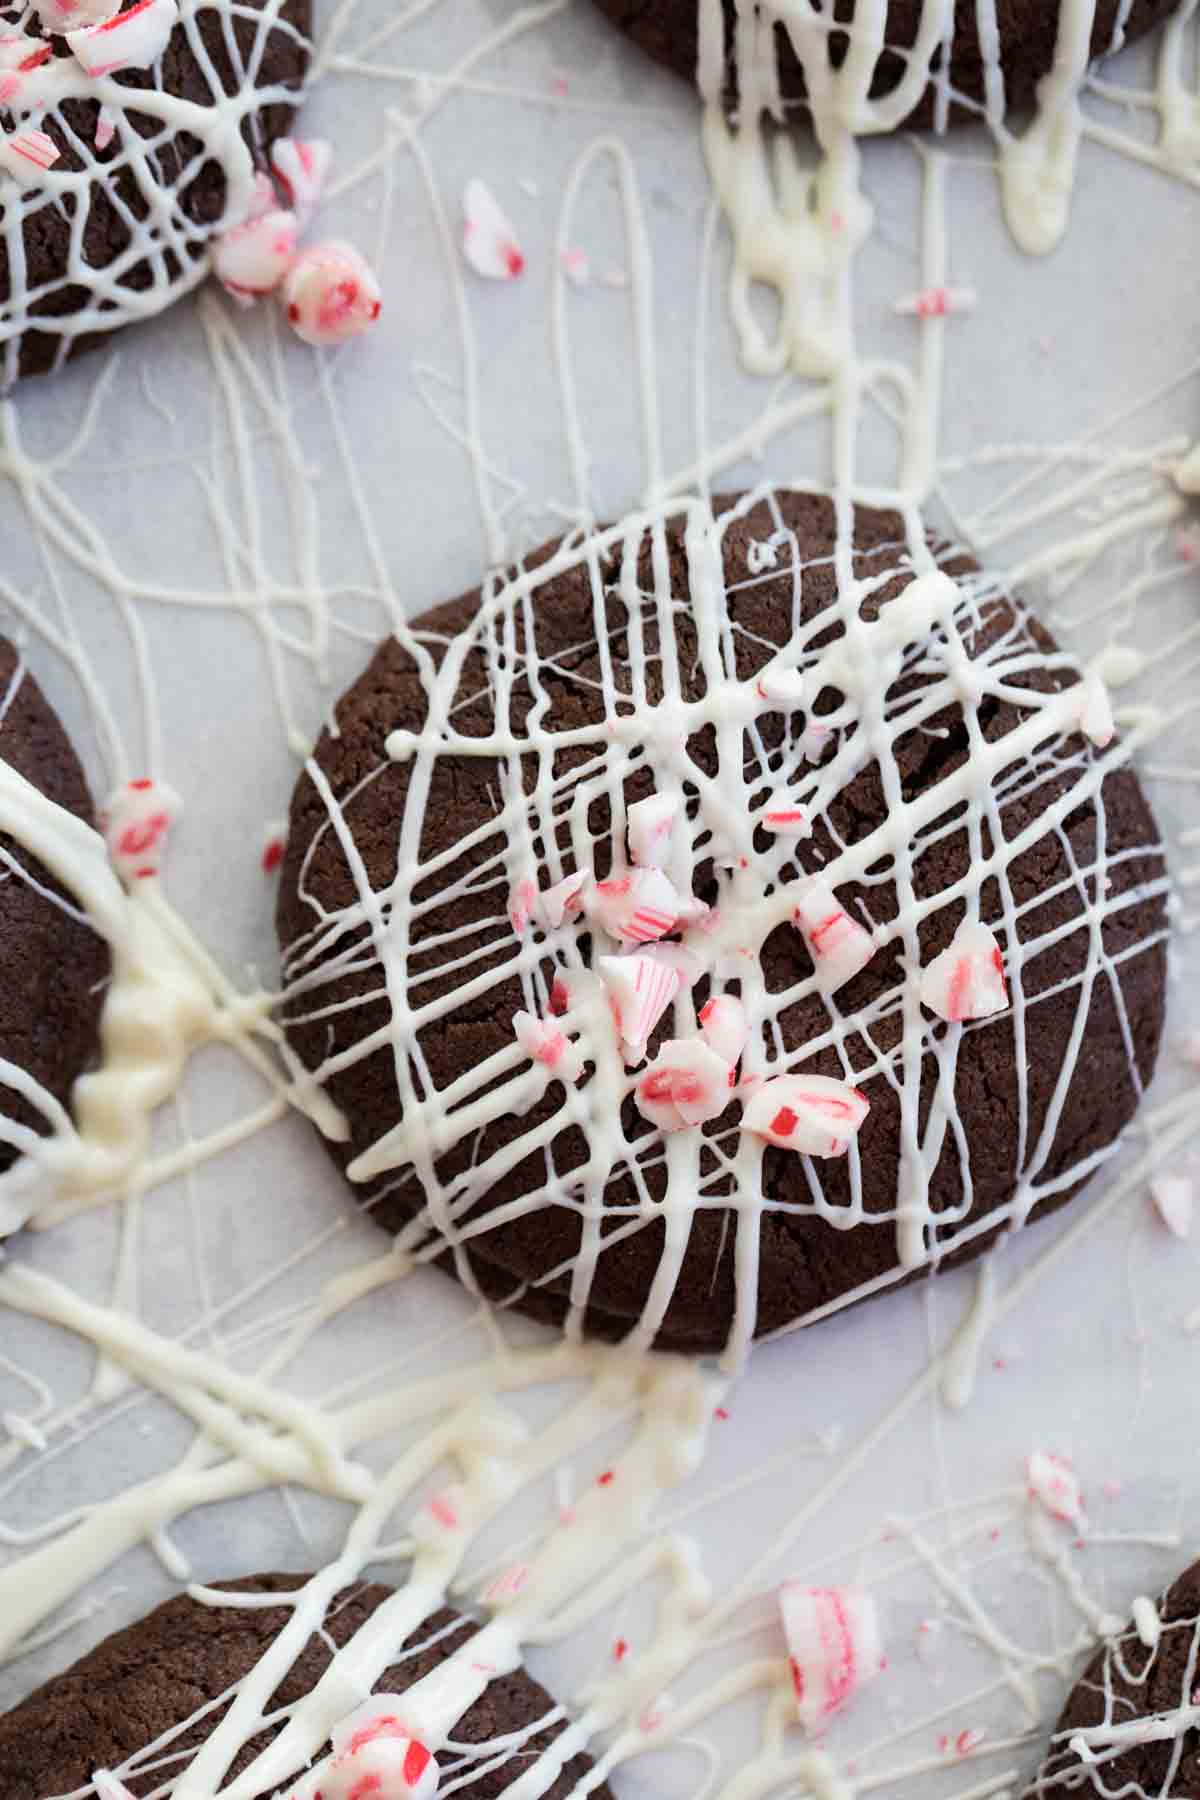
1075, 669, 1115, 749
508, 876, 537, 934
213, 209, 298, 306
92, 1774, 136, 1800
462, 177, 524, 280
636, 1039, 733, 1133
760, 789, 810, 837
0, 37, 53, 109
742, 1074, 869, 1157
1150, 1170, 1194, 1240
282, 241, 382, 347
0, 127, 59, 178
320, 1704, 438, 1800
894, 284, 977, 318
67, 0, 178, 77
513, 1009, 582, 1083
534, 869, 585, 930
245, 169, 277, 221
35, 0, 121, 25
102, 778, 180, 885
270, 136, 332, 232
599, 951, 680, 1061
779, 1584, 884, 1734
1027, 1451, 1086, 1527
792, 880, 875, 993
585, 867, 680, 944
94, 102, 118, 150
919, 921, 1008, 1023
698, 994, 748, 1066
627, 792, 678, 868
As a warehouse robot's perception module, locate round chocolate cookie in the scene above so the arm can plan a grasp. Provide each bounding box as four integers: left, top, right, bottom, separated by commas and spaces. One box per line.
0, 0, 312, 385
0, 637, 107, 1208
277, 488, 1168, 1356
1024, 1558, 1200, 1796
592, 0, 1178, 131
0, 1572, 612, 1799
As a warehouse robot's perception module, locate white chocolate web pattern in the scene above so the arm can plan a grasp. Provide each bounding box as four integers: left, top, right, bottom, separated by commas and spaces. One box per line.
0, 0, 310, 386
279, 486, 1169, 1360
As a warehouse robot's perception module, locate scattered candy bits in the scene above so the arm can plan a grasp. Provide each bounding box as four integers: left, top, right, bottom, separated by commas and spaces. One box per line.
919, 920, 1008, 1023
1027, 1450, 1086, 1528
67, 0, 179, 79
290, 1699, 439, 1800
585, 867, 681, 944
213, 208, 300, 307
627, 791, 678, 868
513, 1008, 583, 1083
792, 880, 876, 994
600, 951, 680, 1063
698, 994, 748, 1065
742, 1074, 869, 1158
0, 127, 58, 179
462, 177, 524, 280
101, 778, 180, 885
282, 241, 382, 347
636, 1038, 733, 1133
37, 0, 122, 25
779, 1584, 884, 1734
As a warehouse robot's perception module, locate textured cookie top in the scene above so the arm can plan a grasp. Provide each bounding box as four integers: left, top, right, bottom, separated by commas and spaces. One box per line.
0, 1572, 613, 1799
0, 638, 108, 1190
277, 488, 1168, 1357
0, 0, 311, 383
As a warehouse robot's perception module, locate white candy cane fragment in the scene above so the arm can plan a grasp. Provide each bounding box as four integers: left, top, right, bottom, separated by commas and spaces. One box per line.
894, 284, 977, 318
35, 0, 120, 24
919, 921, 1008, 1023
67, 0, 179, 77
742, 1075, 869, 1157
760, 789, 810, 837
792, 881, 875, 993
513, 1010, 582, 1083
1027, 1451, 1086, 1527
585, 867, 680, 944
212, 210, 298, 306
535, 869, 585, 929
92, 1775, 136, 1800
0, 36, 53, 108
699, 994, 748, 1066
94, 102, 118, 150
636, 1039, 733, 1133
463, 177, 524, 279
779, 1584, 884, 1734
270, 136, 331, 232
308, 1703, 439, 1800
756, 666, 807, 708
508, 876, 536, 934
101, 778, 180, 885
1075, 668, 1115, 749
627, 792, 678, 868
282, 242, 382, 347
0, 128, 59, 179
599, 952, 680, 1061
1150, 1170, 1194, 1239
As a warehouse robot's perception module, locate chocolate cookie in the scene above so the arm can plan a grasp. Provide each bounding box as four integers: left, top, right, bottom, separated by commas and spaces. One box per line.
0, 0, 312, 385
0, 638, 107, 1209
592, 0, 1178, 131
0, 1572, 612, 1799
277, 488, 1168, 1356
1024, 1558, 1200, 1796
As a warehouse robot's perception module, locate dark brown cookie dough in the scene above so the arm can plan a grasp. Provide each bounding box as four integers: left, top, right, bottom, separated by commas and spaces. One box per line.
0, 637, 107, 1202
1024, 1558, 1200, 1796
0, 0, 312, 384
591, 0, 1179, 131
0, 1573, 611, 1800
276, 489, 1168, 1355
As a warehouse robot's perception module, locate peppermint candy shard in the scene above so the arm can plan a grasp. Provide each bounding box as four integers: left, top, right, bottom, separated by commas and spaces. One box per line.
627, 791, 678, 868
760, 789, 811, 837
102, 777, 181, 884
919, 921, 1008, 1023
67, 0, 179, 78
282, 241, 383, 347
513, 1010, 582, 1083
322, 1700, 439, 1800
791, 879, 875, 993
0, 128, 59, 179
270, 136, 332, 232
1026, 1450, 1086, 1527
636, 1038, 733, 1133
535, 869, 585, 930
462, 177, 524, 280
698, 994, 748, 1065
585, 867, 680, 944
599, 952, 681, 1061
213, 210, 299, 305
779, 1584, 884, 1734
742, 1074, 869, 1157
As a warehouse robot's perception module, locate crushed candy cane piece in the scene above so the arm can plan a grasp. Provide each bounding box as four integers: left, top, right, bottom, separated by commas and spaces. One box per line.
699, 994, 748, 1065
627, 792, 678, 868
1076, 669, 1115, 749
270, 136, 331, 232
0, 128, 59, 178
513, 1010, 583, 1083
0, 36, 53, 108
92, 1775, 136, 1800
67, 0, 179, 77
535, 869, 585, 929
586, 867, 681, 944
94, 103, 118, 149
742, 1074, 869, 1157
792, 881, 875, 993
282, 241, 382, 346
919, 921, 1008, 1023
547, 977, 571, 1016
508, 876, 537, 934
463, 177, 524, 280
760, 790, 810, 837
1150, 1170, 1194, 1239
779, 1584, 884, 1734
315, 1703, 438, 1800
213, 209, 298, 306
102, 778, 180, 884
245, 169, 277, 221
600, 952, 680, 1061
36, 0, 121, 23
636, 1039, 733, 1133
894, 284, 977, 318
1027, 1451, 1086, 1527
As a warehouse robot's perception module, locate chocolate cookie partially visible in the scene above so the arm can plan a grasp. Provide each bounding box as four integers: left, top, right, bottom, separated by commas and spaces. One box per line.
592, 0, 1179, 131
0, 637, 107, 1209
277, 487, 1168, 1356
1025, 1558, 1200, 1796
0, 1573, 612, 1799
0, 0, 312, 384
